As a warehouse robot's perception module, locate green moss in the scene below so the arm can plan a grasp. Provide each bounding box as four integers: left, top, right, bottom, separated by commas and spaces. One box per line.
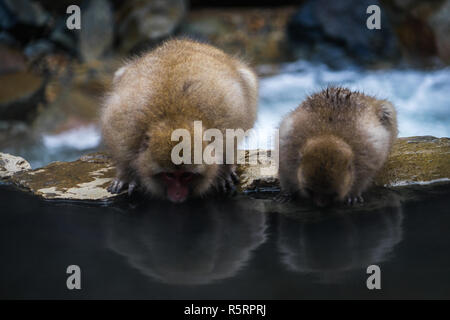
375, 136, 450, 186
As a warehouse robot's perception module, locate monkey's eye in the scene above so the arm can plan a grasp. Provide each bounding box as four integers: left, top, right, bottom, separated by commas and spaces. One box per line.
163, 173, 175, 180
181, 172, 194, 181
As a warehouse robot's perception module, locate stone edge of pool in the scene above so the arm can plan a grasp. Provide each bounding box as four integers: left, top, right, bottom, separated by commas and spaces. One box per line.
1, 136, 449, 203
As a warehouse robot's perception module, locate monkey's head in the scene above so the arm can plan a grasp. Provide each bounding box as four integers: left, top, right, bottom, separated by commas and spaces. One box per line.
297, 136, 354, 207
134, 120, 220, 203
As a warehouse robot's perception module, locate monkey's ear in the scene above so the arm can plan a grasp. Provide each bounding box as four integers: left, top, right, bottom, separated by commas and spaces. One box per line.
238, 68, 258, 90
113, 66, 127, 83
378, 101, 396, 128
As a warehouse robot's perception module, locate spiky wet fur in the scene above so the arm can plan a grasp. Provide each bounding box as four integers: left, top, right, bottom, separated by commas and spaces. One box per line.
279, 87, 398, 204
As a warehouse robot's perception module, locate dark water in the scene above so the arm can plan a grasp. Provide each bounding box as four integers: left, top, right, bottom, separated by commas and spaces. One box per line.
0, 184, 449, 299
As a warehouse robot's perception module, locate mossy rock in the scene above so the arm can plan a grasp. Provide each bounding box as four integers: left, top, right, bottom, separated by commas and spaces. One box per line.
0, 152, 31, 180
4, 136, 450, 203
375, 136, 450, 186
10, 153, 119, 202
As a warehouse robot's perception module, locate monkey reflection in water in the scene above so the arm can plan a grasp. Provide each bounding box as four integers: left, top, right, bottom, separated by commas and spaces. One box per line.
106, 198, 267, 285
278, 192, 403, 284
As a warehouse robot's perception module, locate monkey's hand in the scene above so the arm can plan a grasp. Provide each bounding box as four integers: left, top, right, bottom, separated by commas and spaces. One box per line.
346, 194, 364, 205
274, 191, 294, 203
108, 178, 138, 196
215, 169, 240, 196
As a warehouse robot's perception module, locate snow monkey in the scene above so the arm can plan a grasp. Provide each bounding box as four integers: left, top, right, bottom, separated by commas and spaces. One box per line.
278, 87, 397, 207
101, 39, 258, 203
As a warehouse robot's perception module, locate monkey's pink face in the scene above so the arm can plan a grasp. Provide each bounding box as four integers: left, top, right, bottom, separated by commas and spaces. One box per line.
155, 171, 199, 203
135, 147, 219, 202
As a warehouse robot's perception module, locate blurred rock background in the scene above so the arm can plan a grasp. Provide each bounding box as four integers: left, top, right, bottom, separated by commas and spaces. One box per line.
0, 0, 449, 168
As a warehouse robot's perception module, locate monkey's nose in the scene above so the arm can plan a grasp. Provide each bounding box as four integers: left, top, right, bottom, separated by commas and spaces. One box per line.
169, 192, 186, 203
167, 186, 188, 203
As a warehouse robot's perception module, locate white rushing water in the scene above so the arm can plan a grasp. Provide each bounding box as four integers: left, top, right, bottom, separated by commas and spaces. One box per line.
42, 124, 101, 150
248, 61, 450, 149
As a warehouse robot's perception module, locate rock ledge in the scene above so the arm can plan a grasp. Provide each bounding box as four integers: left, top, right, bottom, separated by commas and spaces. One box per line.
2, 136, 449, 202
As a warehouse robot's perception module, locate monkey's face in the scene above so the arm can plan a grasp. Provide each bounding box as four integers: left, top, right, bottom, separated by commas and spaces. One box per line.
154, 170, 203, 203
135, 149, 219, 202
297, 139, 355, 207
137, 165, 214, 203
153, 164, 219, 203
133, 127, 221, 202
298, 164, 354, 207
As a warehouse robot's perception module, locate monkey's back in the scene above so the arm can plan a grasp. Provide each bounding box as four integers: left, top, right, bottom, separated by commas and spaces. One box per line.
101, 39, 258, 165
279, 87, 397, 189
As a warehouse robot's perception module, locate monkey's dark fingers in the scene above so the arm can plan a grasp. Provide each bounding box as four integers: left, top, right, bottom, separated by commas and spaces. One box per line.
346, 195, 363, 205
275, 192, 293, 203
108, 179, 127, 194
230, 171, 240, 184
215, 175, 236, 196
128, 181, 138, 196
225, 175, 237, 196
217, 178, 227, 194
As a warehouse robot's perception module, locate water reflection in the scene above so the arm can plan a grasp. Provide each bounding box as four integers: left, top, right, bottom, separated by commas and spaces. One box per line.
278, 192, 403, 283
105, 198, 267, 285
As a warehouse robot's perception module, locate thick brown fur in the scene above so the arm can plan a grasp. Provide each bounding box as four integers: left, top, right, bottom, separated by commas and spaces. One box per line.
278, 87, 397, 206
101, 39, 258, 200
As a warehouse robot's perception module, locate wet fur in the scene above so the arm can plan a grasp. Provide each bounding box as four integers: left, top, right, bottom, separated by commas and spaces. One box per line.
101, 39, 258, 199
279, 87, 398, 204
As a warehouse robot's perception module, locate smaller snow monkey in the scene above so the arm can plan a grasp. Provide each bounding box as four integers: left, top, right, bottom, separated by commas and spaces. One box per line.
101, 39, 258, 203
278, 87, 397, 207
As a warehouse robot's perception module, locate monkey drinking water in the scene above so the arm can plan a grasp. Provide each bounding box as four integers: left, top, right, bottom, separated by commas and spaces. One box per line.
278, 87, 397, 207
101, 39, 258, 203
